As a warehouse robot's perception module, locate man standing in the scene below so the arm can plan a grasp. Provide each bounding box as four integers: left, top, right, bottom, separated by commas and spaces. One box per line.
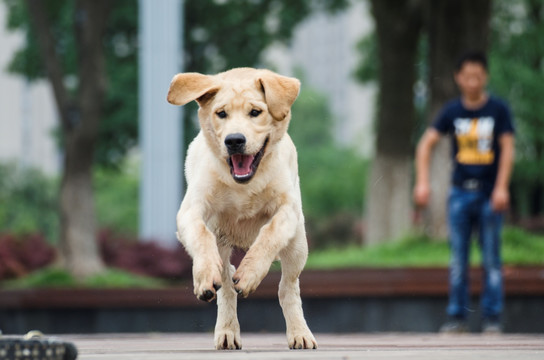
414, 51, 515, 333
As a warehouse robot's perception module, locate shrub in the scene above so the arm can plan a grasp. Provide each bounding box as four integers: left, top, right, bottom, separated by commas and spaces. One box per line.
0, 161, 141, 244
306, 212, 363, 249
98, 230, 192, 280
0, 233, 56, 280
94, 162, 139, 235
0, 163, 59, 243
0, 230, 193, 283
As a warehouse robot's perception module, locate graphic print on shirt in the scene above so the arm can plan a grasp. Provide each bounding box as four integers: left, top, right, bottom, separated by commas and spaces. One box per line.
453, 117, 495, 165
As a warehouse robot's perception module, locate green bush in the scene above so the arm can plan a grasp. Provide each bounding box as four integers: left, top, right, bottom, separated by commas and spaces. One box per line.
290, 86, 368, 248
0, 163, 59, 243
93, 159, 139, 235
0, 160, 140, 242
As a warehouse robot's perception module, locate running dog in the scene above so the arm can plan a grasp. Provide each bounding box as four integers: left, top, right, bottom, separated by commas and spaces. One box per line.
167, 68, 316, 350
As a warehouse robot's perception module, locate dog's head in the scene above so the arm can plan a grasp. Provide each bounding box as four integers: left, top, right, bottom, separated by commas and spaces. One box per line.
167, 68, 300, 184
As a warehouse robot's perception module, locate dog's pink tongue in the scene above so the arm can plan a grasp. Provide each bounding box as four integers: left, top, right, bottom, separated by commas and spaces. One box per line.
231, 154, 254, 176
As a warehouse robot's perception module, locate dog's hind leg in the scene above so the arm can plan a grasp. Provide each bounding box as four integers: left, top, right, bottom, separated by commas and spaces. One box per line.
214, 245, 242, 350
278, 227, 317, 350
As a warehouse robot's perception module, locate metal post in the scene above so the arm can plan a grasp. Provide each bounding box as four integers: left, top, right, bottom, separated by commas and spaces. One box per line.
138, 0, 184, 246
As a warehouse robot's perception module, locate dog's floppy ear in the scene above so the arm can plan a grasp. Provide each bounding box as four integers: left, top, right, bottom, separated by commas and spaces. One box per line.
167, 72, 218, 106
258, 72, 300, 121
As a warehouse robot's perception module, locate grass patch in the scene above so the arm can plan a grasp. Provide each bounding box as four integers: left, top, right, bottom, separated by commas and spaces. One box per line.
306, 234, 449, 269
2, 267, 167, 290
84, 269, 167, 288
306, 227, 544, 269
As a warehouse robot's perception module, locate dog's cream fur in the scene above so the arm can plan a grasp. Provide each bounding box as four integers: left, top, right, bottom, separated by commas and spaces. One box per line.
167, 68, 317, 350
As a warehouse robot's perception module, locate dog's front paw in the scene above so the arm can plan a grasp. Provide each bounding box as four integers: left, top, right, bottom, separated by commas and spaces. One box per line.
288, 330, 317, 350
214, 329, 242, 350
193, 256, 223, 302
232, 257, 269, 297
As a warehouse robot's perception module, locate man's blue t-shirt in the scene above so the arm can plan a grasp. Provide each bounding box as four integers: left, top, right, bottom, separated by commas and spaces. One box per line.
432, 95, 514, 195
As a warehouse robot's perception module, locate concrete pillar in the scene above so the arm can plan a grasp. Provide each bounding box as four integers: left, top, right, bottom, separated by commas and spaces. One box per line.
138, 0, 184, 246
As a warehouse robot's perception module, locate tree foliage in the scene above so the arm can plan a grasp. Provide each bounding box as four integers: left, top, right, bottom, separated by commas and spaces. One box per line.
4, 0, 138, 169
185, 0, 347, 73
355, 0, 543, 236
182, 0, 348, 144
3, 0, 347, 168
290, 86, 368, 219
289, 84, 368, 248
0, 163, 58, 242
489, 0, 544, 216
2, 0, 358, 251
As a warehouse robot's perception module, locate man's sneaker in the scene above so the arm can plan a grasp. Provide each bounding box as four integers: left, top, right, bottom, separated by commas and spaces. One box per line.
482, 318, 503, 334
439, 318, 469, 334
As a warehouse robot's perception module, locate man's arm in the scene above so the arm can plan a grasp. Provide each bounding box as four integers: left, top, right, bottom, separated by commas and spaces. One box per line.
413, 128, 442, 207
491, 133, 515, 211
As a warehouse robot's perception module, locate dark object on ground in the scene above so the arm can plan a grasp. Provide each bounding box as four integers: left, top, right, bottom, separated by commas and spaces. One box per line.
0, 330, 77, 360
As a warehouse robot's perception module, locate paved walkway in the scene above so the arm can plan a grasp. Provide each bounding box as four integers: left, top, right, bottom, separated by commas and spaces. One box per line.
68, 332, 544, 360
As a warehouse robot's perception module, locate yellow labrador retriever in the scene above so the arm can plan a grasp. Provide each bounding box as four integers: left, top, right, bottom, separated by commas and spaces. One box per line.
167, 68, 317, 350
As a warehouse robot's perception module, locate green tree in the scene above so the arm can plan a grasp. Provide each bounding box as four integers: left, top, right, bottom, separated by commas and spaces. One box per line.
364, 0, 424, 245
182, 0, 348, 142
356, 0, 492, 243
489, 0, 544, 218
6, 0, 348, 168
3, 0, 349, 276
4, 0, 115, 278
5, 0, 138, 169
185, 0, 347, 73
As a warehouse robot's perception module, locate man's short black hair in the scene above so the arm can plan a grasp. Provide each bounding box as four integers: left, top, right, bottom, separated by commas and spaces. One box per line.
455, 51, 488, 72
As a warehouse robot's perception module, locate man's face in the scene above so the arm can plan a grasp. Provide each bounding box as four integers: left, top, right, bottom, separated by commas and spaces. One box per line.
454, 61, 488, 100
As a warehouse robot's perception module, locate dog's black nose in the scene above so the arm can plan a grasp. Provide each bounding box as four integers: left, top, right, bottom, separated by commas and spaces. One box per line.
225, 133, 246, 153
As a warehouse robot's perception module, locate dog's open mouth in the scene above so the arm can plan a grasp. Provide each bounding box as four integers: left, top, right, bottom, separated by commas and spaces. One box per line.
227, 137, 269, 183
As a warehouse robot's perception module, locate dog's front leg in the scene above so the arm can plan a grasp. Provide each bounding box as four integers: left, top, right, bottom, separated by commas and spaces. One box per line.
214, 246, 242, 350
177, 205, 223, 302
278, 225, 317, 349
232, 204, 296, 297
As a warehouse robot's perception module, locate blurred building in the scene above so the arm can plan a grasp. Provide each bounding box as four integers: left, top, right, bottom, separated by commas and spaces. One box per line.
0, 2, 60, 175
265, 1, 376, 157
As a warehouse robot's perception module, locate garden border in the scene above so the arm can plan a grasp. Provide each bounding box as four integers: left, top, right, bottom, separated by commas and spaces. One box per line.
1, 266, 543, 309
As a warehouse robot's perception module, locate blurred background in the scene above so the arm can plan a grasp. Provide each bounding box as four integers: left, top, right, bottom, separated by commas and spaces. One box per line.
0, 0, 543, 286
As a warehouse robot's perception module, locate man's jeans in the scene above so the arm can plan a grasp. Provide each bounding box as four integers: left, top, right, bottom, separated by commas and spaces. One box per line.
447, 186, 503, 320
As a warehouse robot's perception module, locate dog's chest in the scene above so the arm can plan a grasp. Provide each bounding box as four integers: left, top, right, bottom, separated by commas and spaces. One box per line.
206, 189, 278, 249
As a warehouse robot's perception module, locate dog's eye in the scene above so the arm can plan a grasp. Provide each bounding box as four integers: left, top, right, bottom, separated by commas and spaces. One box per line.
249, 109, 262, 117
216, 111, 227, 119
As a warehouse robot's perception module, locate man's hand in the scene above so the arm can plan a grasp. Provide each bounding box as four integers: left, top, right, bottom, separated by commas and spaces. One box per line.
413, 182, 431, 208
491, 134, 514, 213
491, 186, 510, 212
